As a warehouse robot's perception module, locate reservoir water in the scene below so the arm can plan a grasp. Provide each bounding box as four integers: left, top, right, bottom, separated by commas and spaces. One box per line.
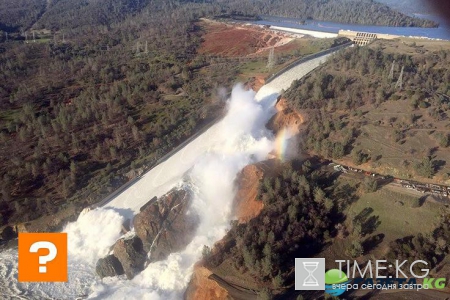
253, 15, 450, 40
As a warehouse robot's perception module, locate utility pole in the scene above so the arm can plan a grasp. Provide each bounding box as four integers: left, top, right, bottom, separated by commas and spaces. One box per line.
144, 41, 148, 54
388, 61, 395, 80
33, 31, 36, 43
395, 66, 404, 90
136, 41, 140, 55
267, 47, 275, 70
62, 34, 65, 43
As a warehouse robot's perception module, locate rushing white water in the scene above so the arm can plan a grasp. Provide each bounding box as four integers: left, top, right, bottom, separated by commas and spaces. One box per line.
0, 52, 337, 300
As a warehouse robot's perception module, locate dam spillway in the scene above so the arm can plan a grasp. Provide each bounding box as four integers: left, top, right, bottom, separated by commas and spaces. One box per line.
104, 50, 339, 214
0, 46, 348, 300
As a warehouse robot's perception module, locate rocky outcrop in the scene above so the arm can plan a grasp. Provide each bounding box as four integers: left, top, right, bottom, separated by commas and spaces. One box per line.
96, 255, 124, 279
125, 168, 145, 180
134, 189, 200, 262
1, 226, 17, 241
113, 236, 147, 279
121, 219, 131, 234
95, 188, 199, 279
245, 76, 265, 92
0, 226, 18, 250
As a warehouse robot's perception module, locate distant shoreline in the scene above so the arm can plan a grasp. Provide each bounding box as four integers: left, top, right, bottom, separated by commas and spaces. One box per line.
252, 16, 450, 41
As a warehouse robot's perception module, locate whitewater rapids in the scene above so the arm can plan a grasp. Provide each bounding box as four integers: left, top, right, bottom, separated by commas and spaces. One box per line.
0, 52, 335, 300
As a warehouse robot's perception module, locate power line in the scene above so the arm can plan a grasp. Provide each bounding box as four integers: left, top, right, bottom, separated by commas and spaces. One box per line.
388, 60, 395, 80
395, 66, 404, 90
136, 41, 140, 55
267, 47, 275, 70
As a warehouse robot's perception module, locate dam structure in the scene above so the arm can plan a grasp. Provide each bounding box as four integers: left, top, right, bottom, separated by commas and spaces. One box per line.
338, 29, 402, 46
103, 46, 348, 214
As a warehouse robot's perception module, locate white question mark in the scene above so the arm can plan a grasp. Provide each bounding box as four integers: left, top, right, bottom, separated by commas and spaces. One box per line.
29, 241, 58, 273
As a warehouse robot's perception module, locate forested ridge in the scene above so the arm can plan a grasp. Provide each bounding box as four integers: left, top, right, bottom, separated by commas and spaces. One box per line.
202, 162, 356, 298
286, 46, 450, 112
0, 2, 238, 226
0, 0, 440, 228
215, 0, 437, 28
203, 160, 450, 298
284, 42, 450, 180
0, 0, 46, 32
0, 0, 437, 34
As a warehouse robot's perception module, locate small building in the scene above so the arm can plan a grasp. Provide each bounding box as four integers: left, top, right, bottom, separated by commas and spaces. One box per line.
353, 32, 377, 46
338, 30, 400, 46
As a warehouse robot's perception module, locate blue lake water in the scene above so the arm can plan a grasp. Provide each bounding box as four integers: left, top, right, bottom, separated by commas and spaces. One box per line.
253, 15, 450, 40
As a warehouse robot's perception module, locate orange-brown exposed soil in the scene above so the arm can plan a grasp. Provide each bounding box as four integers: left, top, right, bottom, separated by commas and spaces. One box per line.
232, 98, 305, 224
266, 98, 305, 135
185, 265, 230, 300
199, 19, 295, 57
185, 100, 304, 288
244, 74, 266, 91
233, 164, 265, 223
233, 159, 280, 223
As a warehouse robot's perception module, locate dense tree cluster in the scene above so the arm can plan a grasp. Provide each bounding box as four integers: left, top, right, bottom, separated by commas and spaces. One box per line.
203, 163, 348, 290
0, 0, 443, 230
284, 46, 450, 162
35, 0, 154, 31
414, 156, 438, 178
0, 0, 437, 34
0, 0, 46, 32
0, 4, 239, 225
286, 47, 450, 111
216, 0, 438, 28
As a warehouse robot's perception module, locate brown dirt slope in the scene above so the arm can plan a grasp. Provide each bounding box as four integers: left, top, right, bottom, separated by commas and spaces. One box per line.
199, 19, 294, 57
186, 159, 281, 298
233, 164, 264, 223
244, 75, 266, 92
233, 159, 282, 224
266, 98, 304, 134
185, 265, 231, 300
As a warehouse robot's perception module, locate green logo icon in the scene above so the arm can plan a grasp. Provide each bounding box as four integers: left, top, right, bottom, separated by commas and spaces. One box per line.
325, 269, 350, 296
